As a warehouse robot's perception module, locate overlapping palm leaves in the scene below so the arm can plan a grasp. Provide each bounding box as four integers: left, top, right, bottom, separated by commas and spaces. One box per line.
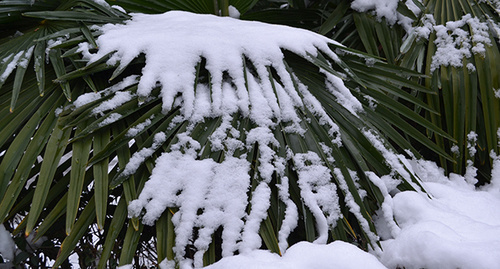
398, 0, 500, 182
0, 0, 457, 267
319, 0, 500, 182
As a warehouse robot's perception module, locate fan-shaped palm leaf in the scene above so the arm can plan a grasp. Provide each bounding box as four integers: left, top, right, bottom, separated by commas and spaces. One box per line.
398, 0, 500, 182
0, 1, 452, 267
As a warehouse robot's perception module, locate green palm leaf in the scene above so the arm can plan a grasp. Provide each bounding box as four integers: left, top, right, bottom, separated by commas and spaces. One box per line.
398, 0, 500, 182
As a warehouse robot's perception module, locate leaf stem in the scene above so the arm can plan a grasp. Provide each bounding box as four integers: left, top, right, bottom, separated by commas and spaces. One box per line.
219, 0, 229, 16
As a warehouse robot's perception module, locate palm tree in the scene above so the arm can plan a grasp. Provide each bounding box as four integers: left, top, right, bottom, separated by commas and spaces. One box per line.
0, 0, 494, 268
397, 0, 500, 183
317, 0, 500, 183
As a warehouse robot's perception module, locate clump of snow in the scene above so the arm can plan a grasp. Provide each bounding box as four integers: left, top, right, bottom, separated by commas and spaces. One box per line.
200, 241, 387, 269
72, 92, 101, 108
351, 0, 400, 24
90, 0, 107, 6
464, 131, 478, 185
90, 0, 126, 13
363, 94, 378, 110
208, 117, 245, 154
18, 46, 34, 69
111, 5, 126, 13
293, 152, 340, 244
92, 91, 133, 115
126, 116, 154, 137
79, 11, 347, 125
0, 224, 15, 262
0, 48, 31, 83
73, 75, 139, 109
486, 129, 500, 191
239, 182, 272, 254
488, 150, 500, 192
494, 88, 500, 98
362, 129, 415, 183
46, 37, 67, 58
351, 0, 422, 30
98, 112, 122, 127
414, 14, 435, 39
450, 144, 460, 156
298, 81, 342, 145
367, 172, 401, 239
239, 128, 283, 254
120, 132, 166, 178
466, 62, 476, 72
432, 21, 471, 71
323, 72, 363, 116
376, 169, 500, 269
275, 173, 298, 253
413, 14, 493, 72
128, 151, 251, 267
227, 5, 240, 19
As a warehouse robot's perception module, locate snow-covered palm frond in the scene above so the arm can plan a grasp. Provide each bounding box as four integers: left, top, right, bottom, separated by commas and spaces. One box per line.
333, 0, 500, 183
54, 10, 447, 267
398, 0, 500, 182
0, 1, 453, 268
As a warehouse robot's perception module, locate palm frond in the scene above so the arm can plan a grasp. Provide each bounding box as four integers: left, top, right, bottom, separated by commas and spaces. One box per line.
398, 0, 500, 182
0, 1, 461, 268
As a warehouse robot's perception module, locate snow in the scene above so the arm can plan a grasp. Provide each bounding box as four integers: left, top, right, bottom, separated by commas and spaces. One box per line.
121, 132, 166, 178
238, 182, 271, 254
0, 224, 15, 262
491, 150, 500, 191
128, 151, 251, 267
228, 6, 240, 19
411, 13, 494, 72
466, 62, 476, 72
495, 88, 500, 99
78, 11, 343, 125
428, 14, 492, 71
199, 241, 387, 269
72, 92, 100, 108
73, 75, 139, 110
353, 1, 495, 73
126, 116, 153, 137
90, 0, 126, 13
74, 10, 500, 269
351, 0, 400, 25
185, 158, 500, 269
18, 46, 34, 69
293, 152, 340, 243
92, 91, 133, 115
334, 167, 380, 246
0, 50, 25, 82
98, 112, 122, 127
362, 129, 415, 184
275, 174, 298, 253
464, 131, 479, 185
350, 0, 421, 30
90, 0, 107, 6
323, 72, 363, 116
375, 159, 500, 269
